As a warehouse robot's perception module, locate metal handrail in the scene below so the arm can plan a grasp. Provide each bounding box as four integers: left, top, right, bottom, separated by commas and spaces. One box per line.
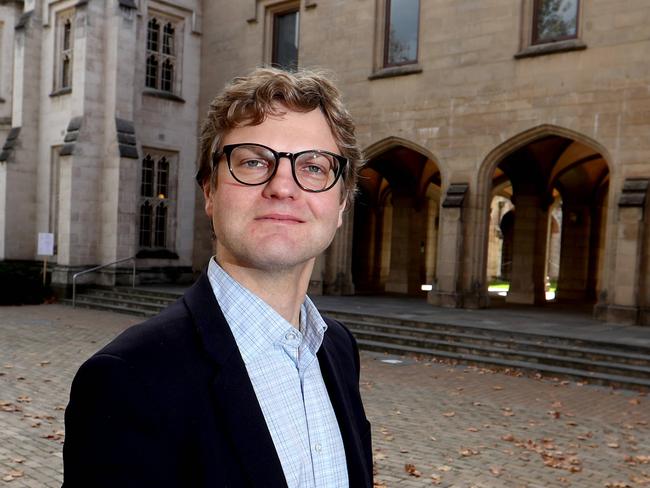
72, 256, 136, 307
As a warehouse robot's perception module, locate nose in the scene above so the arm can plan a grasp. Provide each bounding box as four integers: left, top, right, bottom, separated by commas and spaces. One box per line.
261, 156, 300, 199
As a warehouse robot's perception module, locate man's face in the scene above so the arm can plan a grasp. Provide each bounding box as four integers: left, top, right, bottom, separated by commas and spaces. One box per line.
203, 106, 346, 273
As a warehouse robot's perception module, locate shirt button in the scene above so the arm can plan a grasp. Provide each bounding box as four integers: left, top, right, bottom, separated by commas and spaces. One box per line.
285, 332, 297, 341
314, 443, 322, 453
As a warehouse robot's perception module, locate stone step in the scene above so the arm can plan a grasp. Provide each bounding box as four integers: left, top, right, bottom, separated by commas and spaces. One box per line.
81, 289, 178, 305
325, 310, 650, 356
63, 298, 157, 317
356, 339, 650, 391
114, 286, 184, 299
350, 328, 650, 380
346, 319, 650, 366
72, 294, 171, 313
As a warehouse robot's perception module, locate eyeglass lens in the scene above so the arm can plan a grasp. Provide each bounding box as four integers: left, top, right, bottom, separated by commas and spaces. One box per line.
229, 144, 339, 191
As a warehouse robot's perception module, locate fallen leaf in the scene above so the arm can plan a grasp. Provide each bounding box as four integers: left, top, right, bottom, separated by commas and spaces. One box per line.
489, 466, 502, 476
459, 447, 480, 457
405, 463, 421, 477
607, 443, 620, 449
430, 473, 442, 484
437, 465, 452, 472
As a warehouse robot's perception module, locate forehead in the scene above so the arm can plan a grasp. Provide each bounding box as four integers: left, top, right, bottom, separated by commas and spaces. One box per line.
221, 106, 338, 153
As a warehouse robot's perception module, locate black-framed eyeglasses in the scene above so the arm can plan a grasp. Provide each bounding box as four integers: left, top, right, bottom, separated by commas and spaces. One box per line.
212, 143, 347, 193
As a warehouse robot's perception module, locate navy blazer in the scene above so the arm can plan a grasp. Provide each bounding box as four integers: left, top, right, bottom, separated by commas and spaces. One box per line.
62, 273, 373, 487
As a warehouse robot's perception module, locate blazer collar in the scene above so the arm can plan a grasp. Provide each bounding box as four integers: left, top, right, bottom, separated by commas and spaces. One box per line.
183, 272, 288, 488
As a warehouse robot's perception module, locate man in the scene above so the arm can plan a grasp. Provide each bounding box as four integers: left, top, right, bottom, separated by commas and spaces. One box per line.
62, 68, 373, 488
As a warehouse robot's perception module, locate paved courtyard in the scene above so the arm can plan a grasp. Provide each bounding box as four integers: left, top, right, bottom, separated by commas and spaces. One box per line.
0, 304, 648, 487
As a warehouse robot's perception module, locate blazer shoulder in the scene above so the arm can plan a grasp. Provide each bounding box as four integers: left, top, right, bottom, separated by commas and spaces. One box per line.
96, 297, 194, 364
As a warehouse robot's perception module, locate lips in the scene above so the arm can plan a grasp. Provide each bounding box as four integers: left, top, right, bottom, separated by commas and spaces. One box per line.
256, 213, 305, 224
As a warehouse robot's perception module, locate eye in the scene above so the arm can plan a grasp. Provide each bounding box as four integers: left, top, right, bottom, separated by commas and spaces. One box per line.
296, 152, 334, 177
239, 158, 269, 169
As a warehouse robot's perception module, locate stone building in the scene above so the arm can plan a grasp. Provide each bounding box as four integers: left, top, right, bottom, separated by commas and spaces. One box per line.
2, 0, 650, 325
0, 0, 201, 286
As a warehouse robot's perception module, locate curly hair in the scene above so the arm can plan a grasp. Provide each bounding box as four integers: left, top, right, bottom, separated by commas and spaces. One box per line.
196, 67, 362, 206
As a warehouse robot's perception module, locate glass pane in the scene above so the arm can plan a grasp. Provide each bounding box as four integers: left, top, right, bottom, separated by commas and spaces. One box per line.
230, 144, 276, 184
163, 23, 175, 55
147, 18, 159, 52
273, 10, 299, 71
141, 156, 154, 197
161, 60, 173, 92
63, 20, 72, 51
62, 57, 71, 88
139, 202, 152, 247
535, 0, 579, 43
157, 158, 169, 198
295, 152, 336, 191
386, 0, 419, 66
154, 204, 167, 248
146, 56, 158, 89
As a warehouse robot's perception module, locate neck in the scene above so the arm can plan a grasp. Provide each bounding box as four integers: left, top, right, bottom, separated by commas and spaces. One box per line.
215, 257, 315, 328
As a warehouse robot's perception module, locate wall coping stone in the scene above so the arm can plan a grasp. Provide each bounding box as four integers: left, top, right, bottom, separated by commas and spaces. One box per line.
368, 64, 423, 81
514, 39, 587, 59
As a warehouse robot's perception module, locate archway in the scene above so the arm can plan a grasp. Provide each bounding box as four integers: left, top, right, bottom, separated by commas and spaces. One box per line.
480, 126, 610, 306
352, 139, 442, 297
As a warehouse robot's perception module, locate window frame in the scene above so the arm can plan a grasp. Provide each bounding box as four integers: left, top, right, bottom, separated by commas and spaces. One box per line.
271, 6, 300, 70
264, 1, 300, 71
531, 0, 580, 45
383, 0, 421, 68
137, 150, 177, 252
144, 10, 183, 96
53, 8, 75, 94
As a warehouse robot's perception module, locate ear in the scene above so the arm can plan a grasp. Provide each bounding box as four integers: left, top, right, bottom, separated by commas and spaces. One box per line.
203, 181, 214, 218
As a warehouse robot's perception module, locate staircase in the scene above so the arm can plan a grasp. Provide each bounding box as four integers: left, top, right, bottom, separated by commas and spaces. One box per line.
321, 310, 650, 391
66, 287, 182, 317
67, 288, 650, 390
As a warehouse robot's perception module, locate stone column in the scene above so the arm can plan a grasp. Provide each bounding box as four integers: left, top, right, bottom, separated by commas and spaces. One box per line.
424, 195, 438, 286
506, 193, 548, 305
323, 207, 355, 295
0, 6, 41, 260
595, 179, 648, 324
428, 183, 467, 307
385, 195, 411, 294
378, 200, 392, 288
556, 202, 591, 302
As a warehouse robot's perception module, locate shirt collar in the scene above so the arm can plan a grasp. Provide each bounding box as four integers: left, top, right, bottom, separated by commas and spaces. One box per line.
206, 258, 327, 364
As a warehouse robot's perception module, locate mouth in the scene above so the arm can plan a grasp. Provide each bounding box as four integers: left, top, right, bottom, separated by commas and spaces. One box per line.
256, 213, 305, 224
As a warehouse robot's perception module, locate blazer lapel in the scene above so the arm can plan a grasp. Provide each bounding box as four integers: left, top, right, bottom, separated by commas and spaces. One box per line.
318, 332, 371, 488
183, 273, 288, 488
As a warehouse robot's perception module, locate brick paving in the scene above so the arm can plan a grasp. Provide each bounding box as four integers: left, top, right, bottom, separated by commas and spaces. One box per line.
0, 304, 649, 487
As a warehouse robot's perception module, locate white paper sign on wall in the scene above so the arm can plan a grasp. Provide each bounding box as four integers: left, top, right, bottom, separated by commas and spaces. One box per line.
37, 233, 55, 256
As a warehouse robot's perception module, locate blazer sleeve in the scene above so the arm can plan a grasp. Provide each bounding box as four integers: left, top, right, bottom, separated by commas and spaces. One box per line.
62, 353, 181, 488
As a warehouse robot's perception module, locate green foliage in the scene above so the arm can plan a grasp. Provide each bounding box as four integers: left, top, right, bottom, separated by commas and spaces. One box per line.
0, 262, 54, 305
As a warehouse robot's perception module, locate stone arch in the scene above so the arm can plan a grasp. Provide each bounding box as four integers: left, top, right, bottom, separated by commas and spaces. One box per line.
475, 124, 612, 306
352, 136, 444, 296
477, 124, 612, 189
